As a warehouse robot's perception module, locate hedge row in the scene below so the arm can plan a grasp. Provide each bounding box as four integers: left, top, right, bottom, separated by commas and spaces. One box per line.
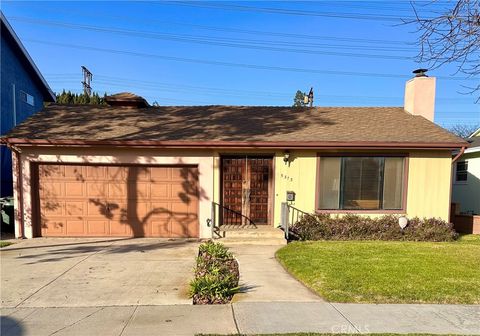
290, 214, 458, 242
189, 241, 240, 304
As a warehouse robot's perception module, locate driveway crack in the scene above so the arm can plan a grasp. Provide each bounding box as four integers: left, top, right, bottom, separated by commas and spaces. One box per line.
119, 305, 138, 336
230, 303, 240, 334
48, 307, 105, 336
15, 241, 116, 308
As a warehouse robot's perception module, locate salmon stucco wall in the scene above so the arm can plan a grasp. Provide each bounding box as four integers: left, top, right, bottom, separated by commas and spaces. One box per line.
15, 147, 215, 239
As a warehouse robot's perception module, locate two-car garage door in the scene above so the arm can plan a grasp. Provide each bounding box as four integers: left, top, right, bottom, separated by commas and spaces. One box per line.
36, 164, 199, 237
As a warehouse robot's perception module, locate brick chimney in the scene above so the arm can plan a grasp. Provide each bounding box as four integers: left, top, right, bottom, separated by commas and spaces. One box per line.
404, 69, 436, 122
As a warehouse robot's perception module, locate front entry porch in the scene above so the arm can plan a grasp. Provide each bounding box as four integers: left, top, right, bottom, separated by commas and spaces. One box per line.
211, 155, 285, 244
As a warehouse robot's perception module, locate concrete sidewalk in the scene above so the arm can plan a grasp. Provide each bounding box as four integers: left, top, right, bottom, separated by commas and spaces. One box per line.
227, 244, 322, 302
2, 302, 479, 335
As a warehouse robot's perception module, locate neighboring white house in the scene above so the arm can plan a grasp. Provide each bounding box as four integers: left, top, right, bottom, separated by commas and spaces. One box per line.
452, 128, 480, 215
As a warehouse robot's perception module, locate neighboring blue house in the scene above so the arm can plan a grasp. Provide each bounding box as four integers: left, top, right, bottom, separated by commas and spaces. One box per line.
1, 13, 55, 196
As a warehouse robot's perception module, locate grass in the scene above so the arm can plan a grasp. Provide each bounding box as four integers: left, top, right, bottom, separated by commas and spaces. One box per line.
276, 235, 480, 304
0, 241, 13, 248
197, 333, 460, 336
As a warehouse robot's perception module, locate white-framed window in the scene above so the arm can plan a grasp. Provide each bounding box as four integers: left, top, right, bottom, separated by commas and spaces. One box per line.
455, 161, 468, 183
19, 91, 34, 106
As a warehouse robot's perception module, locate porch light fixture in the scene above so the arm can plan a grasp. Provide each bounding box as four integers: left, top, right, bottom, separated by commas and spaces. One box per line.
283, 150, 290, 163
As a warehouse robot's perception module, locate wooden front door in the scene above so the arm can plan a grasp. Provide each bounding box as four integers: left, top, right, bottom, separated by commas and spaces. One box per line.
221, 156, 273, 225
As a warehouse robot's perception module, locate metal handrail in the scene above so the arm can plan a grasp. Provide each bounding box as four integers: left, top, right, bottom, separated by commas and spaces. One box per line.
209, 202, 256, 238
281, 202, 314, 240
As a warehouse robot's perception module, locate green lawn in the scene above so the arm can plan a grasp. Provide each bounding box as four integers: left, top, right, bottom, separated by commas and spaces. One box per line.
199, 334, 462, 336
0, 241, 13, 248
276, 235, 480, 304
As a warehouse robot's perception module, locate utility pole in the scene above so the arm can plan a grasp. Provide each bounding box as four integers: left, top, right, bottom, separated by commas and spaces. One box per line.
81, 66, 92, 96
303, 87, 314, 107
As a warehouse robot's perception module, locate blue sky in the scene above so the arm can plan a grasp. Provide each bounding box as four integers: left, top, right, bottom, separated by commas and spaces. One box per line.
2, 1, 479, 129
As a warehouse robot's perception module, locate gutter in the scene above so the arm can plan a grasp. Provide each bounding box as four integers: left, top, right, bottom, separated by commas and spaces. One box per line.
0, 138, 469, 150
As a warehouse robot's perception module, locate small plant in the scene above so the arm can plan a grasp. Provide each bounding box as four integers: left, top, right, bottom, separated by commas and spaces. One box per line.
0, 241, 12, 248
290, 214, 458, 242
189, 240, 239, 304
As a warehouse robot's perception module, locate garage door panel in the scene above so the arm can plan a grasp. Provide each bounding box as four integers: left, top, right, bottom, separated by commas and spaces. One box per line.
65, 201, 84, 216
86, 166, 106, 180
40, 182, 64, 198
42, 219, 66, 235
107, 166, 127, 181
87, 199, 110, 216
87, 220, 109, 235
151, 220, 171, 236
134, 183, 149, 200
39, 165, 64, 178
64, 166, 85, 181
128, 167, 150, 181
151, 183, 171, 199
41, 200, 64, 216
108, 182, 127, 198
150, 167, 170, 180
38, 164, 199, 238
86, 183, 107, 197
65, 220, 86, 235
65, 182, 85, 197
109, 220, 131, 235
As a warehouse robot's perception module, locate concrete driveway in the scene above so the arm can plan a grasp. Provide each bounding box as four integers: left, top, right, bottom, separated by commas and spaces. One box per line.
0, 238, 199, 308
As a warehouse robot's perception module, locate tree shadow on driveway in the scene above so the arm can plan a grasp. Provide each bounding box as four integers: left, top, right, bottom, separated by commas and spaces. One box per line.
8, 238, 200, 264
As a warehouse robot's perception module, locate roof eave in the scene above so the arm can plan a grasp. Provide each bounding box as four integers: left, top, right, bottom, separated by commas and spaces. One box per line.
1, 138, 469, 150
1, 13, 56, 102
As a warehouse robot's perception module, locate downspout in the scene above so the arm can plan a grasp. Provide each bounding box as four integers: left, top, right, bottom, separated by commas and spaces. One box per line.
452, 146, 466, 163
12, 84, 17, 126
8, 144, 24, 238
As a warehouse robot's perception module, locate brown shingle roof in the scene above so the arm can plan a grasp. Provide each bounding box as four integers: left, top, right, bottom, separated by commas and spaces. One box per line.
3, 104, 466, 147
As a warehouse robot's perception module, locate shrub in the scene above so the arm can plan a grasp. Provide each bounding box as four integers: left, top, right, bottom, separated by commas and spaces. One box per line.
290, 214, 458, 242
189, 240, 239, 304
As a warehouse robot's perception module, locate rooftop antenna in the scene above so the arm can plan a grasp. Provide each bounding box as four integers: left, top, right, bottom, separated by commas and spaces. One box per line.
81, 66, 92, 96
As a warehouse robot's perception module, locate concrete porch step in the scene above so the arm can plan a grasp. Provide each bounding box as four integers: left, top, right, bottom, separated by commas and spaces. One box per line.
217, 227, 285, 239
215, 227, 286, 245
219, 237, 287, 245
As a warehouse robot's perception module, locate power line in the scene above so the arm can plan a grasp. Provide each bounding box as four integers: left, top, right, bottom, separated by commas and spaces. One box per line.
25, 39, 475, 81
10, 16, 416, 60
46, 74, 477, 104
24, 7, 414, 46
167, 1, 420, 22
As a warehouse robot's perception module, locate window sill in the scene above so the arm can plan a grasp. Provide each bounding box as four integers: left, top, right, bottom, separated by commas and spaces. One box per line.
454, 181, 468, 185
316, 209, 406, 215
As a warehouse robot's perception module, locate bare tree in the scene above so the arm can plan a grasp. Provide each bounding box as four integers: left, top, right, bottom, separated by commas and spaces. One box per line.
448, 123, 479, 137
409, 1, 480, 100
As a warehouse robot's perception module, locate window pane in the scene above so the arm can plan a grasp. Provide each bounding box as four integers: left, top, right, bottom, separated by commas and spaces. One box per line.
456, 161, 468, 182
383, 157, 404, 209
342, 157, 382, 210
318, 157, 341, 209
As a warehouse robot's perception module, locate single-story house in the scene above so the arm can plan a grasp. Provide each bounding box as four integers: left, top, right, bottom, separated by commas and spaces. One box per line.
452, 128, 480, 215
1, 13, 56, 197
1, 73, 467, 239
